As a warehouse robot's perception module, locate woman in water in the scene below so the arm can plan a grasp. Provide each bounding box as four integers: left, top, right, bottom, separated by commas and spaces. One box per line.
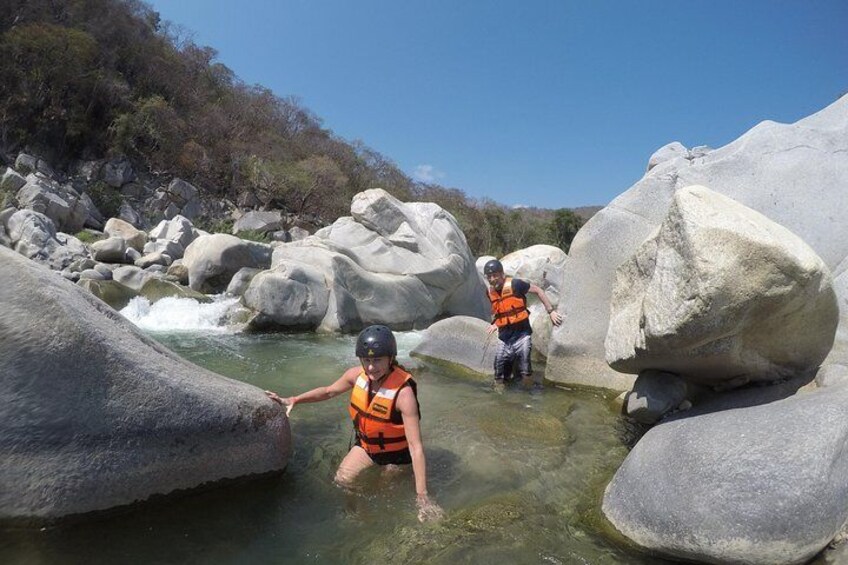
266, 324, 443, 522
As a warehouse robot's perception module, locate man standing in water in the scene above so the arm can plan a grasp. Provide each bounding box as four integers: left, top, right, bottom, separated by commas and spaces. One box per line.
483, 259, 563, 393
265, 325, 443, 522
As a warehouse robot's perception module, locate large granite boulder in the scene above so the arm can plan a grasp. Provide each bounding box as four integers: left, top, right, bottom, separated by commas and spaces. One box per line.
1, 168, 26, 194
606, 186, 837, 387
244, 189, 489, 331
547, 94, 848, 391
500, 244, 568, 304
16, 174, 88, 234
410, 316, 495, 376
602, 384, 848, 565
5, 209, 88, 270
243, 263, 331, 330
232, 210, 283, 235
104, 217, 146, 252
0, 246, 290, 522
183, 233, 272, 293
91, 236, 129, 264
147, 214, 198, 260
100, 157, 135, 188
147, 178, 201, 220
226, 267, 262, 297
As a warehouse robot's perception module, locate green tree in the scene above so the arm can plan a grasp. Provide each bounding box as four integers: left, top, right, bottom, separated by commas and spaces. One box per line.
109, 95, 185, 169
0, 23, 100, 155
288, 155, 349, 218
548, 208, 583, 252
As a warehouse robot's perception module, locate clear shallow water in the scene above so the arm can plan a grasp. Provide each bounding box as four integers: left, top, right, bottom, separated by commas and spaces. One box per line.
0, 329, 673, 564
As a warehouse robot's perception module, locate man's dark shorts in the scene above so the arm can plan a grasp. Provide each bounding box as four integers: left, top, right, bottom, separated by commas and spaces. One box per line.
493, 332, 532, 381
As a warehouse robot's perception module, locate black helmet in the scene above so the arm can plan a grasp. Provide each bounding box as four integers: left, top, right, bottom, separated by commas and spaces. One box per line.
483, 259, 504, 275
355, 325, 397, 358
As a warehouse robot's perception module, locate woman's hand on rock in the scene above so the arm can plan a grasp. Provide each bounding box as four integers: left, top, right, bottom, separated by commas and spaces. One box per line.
416, 493, 444, 523
265, 391, 296, 416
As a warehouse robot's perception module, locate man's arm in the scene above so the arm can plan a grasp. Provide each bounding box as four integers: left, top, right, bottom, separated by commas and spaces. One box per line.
527, 283, 563, 326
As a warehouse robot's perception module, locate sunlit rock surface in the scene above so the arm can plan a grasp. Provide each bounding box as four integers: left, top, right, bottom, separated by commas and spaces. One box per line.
606, 186, 837, 386
0, 247, 290, 522
183, 233, 272, 293
547, 94, 848, 391
245, 189, 489, 331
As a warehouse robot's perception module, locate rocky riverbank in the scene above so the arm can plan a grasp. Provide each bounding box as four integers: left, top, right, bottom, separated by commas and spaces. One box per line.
2, 95, 848, 564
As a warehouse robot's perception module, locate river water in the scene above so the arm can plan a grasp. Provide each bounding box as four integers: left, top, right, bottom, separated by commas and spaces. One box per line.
1, 297, 677, 564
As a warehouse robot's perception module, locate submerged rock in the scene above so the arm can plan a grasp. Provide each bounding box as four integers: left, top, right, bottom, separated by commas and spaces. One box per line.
0, 246, 290, 522
411, 316, 495, 376
77, 278, 139, 310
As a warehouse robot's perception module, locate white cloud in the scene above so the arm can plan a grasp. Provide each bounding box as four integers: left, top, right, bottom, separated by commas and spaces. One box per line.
412, 164, 444, 183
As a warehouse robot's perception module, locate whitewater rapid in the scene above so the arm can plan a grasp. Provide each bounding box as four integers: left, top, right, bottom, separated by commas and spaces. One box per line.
120, 295, 240, 332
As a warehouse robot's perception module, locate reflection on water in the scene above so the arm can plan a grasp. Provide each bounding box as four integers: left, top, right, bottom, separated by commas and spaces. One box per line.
0, 331, 673, 564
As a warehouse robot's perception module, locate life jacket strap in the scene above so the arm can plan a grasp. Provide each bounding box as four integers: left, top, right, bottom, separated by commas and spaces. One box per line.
493, 306, 526, 320
357, 434, 406, 446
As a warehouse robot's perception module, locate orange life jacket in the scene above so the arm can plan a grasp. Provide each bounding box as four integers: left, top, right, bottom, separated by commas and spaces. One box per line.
488, 277, 530, 327
348, 366, 417, 455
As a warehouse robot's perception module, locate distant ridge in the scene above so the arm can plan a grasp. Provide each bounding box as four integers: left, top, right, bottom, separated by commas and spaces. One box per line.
571, 206, 604, 221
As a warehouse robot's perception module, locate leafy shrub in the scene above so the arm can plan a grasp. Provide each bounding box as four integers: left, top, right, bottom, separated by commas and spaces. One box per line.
193, 216, 234, 234
86, 181, 122, 218
0, 181, 17, 209
75, 230, 105, 244
236, 229, 270, 243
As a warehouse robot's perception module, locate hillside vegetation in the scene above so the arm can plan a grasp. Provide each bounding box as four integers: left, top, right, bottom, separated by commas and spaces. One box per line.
0, 0, 588, 255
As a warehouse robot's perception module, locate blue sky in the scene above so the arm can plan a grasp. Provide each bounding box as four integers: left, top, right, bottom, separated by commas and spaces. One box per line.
145, 1, 847, 209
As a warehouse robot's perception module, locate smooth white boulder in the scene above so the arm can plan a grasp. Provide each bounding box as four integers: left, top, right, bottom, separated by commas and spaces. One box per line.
183, 234, 272, 293
6, 210, 88, 270
91, 236, 128, 263
245, 189, 488, 331
104, 217, 146, 252
605, 186, 837, 386
547, 94, 848, 391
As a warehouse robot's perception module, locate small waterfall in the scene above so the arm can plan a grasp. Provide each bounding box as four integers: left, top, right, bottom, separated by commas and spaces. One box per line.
120, 295, 240, 332
395, 329, 424, 358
